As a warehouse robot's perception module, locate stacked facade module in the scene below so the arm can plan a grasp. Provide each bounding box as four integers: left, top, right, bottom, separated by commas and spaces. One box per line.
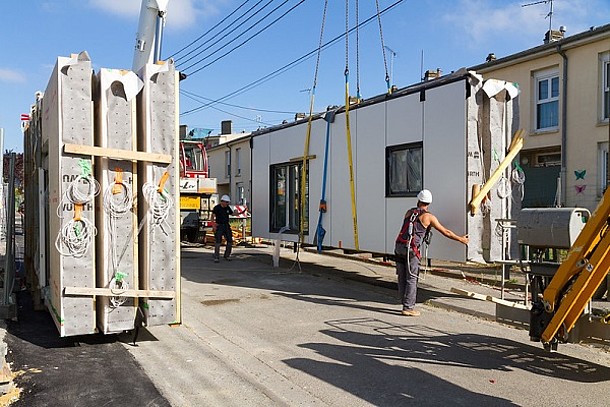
137, 61, 180, 327
43, 52, 97, 336
466, 78, 521, 263
251, 70, 521, 264
94, 69, 142, 334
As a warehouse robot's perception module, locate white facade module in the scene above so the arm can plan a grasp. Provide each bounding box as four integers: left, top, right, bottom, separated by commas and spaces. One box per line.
94, 69, 143, 334
251, 70, 521, 263
43, 52, 97, 336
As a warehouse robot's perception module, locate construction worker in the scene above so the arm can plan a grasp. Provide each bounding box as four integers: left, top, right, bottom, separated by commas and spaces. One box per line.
211, 195, 249, 262
394, 189, 468, 316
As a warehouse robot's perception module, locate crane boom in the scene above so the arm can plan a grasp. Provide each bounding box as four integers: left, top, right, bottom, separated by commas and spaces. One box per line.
133, 0, 170, 72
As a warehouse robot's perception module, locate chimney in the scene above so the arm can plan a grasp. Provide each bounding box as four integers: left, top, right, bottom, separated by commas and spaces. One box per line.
221, 120, 232, 135
294, 113, 306, 121
424, 68, 442, 81
486, 53, 496, 63
544, 27, 565, 44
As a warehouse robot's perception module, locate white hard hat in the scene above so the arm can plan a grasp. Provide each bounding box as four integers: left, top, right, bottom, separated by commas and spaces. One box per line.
417, 189, 432, 204
221, 195, 231, 202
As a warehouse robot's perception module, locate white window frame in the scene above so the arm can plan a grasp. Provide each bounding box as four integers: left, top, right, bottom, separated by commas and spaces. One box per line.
236, 147, 241, 176
602, 53, 610, 122
225, 150, 230, 178
599, 142, 608, 196
534, 69, 560, 131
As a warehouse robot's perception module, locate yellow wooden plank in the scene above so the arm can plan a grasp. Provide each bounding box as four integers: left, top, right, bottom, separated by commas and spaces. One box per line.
64, 287, 175, 299
64, 143, 172, 164
469, 129, 525, 215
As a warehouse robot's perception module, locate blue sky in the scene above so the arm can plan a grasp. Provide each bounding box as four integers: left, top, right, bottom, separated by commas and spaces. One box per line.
1, 0, 609, 152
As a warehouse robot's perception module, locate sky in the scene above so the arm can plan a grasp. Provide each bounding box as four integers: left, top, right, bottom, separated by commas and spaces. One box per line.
1, 0, 609, 152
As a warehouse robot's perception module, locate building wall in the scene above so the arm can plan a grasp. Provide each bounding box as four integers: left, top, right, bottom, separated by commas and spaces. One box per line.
207, 134, 252, 206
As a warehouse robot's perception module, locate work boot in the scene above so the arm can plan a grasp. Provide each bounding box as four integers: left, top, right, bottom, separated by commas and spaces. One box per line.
401, 309, 420, 317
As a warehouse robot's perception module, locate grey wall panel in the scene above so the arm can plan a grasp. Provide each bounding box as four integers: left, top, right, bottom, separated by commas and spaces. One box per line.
423, 80, 468, 262
44, 53, 97, 337
138, 62, 179, 327
386, 93, 423, 146
95, 69, 139, 334
355, 103, 386, 253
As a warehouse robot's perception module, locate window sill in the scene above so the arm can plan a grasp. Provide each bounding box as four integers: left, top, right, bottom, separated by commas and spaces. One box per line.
530, 128, 559, 136
596, 119, 609, 127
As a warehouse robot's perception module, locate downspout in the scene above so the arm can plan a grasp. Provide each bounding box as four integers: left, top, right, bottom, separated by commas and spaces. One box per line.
558, 45, 568, 206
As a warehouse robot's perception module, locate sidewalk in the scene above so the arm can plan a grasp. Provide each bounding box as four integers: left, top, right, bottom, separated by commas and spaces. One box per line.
250, 243, 531, 323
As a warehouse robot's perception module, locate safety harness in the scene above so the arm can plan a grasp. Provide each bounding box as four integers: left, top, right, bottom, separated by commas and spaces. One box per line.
396, 208, 431, 259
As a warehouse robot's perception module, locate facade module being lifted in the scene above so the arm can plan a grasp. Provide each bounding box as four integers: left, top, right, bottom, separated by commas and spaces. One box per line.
23, 51, 180, 337
251, 69, 522, 264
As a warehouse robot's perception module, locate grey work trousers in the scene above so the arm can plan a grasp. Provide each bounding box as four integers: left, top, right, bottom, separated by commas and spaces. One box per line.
214, 223, 233, 259
396, 251, 420, 310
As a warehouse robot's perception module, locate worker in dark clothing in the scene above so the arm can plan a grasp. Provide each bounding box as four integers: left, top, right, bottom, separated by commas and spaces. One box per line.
211, 195, 248, 262
394, 189, 468, 316
211, 195, 234, 262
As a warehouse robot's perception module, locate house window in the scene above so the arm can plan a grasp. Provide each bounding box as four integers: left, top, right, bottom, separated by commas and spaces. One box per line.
599, 142, 608, 196
236, 183, 245, 204
225, 151, 230, 178
236, 148, 241, 176
270, 162, 308, 233
535, 71, 559, 130
602, 54, 610, 120
386, 142, 423, 197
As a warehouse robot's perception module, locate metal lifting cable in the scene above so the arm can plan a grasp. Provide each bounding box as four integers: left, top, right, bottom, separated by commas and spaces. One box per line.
298, 0, 329, 255
355, 0, 361, 101
375, 0, 391, 94
345, 0, 359, 250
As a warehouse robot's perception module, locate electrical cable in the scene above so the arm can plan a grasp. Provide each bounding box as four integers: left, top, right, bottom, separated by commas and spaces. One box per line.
179, 0, 406, 116
142, 181, 173, 235
55, 174, 100, 257
180, 90, 277, 125
181, 89, 298, 115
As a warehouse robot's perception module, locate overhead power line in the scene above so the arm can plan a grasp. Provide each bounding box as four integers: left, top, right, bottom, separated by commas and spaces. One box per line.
181, 0, 306, 75
167, 0, 252, 60
180, 0, 406, 117
181, 90, 276, 126
180, 89, 298, 114
175, 0, 275, 64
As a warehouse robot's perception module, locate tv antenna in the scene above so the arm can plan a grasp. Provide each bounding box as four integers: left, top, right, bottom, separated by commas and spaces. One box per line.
522, 0, 555, 33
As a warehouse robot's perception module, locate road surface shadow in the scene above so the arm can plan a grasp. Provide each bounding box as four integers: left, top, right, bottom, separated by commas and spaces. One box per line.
5, 291, 170, 407
284, 317, 610, 406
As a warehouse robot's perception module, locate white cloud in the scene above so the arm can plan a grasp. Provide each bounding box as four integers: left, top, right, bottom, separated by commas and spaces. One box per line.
442, 0, 610, 47
88, 0, 223, 29
0, 69, 26, 83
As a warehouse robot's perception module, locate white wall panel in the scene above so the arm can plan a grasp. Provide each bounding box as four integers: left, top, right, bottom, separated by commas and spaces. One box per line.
251, 135, 269, 238
355, 104, 386, 253
423, 80, 468, 261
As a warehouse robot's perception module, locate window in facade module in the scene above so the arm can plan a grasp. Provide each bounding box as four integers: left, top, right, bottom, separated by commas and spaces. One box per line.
270, 162, 308, 233
386, 142, 423, 197
535, 71, 560, 131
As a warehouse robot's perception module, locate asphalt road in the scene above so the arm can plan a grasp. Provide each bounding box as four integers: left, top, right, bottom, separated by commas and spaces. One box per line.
119, 246, 610, 407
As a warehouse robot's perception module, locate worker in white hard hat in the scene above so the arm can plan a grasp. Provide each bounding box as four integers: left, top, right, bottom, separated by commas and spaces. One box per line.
394, 189, 468, 316
211, 195, 235, 262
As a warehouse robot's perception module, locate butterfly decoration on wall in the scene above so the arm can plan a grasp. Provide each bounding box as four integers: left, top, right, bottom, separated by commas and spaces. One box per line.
575, 185, 587, 194
574, 170, 586, 180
